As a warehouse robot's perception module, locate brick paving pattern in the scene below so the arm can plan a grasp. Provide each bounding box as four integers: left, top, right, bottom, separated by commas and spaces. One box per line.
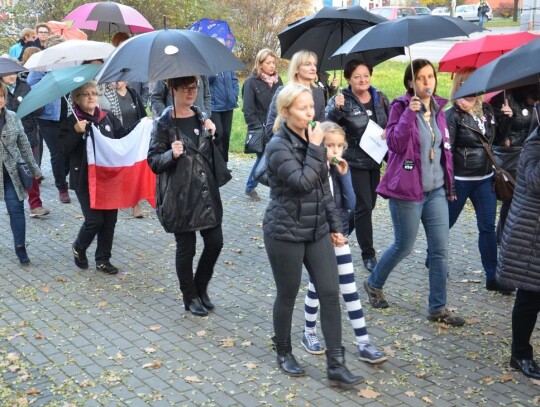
0, 155, 539, 406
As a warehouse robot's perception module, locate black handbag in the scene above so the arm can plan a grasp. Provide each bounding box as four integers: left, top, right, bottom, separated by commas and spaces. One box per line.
253, 151, 269, 187
244, 127, 264, 154
209, 135, 232, 188
1, 139, 33, 190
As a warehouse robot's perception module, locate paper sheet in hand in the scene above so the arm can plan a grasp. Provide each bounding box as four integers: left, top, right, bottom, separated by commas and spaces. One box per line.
359, 119, 387, 164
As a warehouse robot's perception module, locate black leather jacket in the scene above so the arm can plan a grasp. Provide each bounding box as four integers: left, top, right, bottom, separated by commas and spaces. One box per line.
325, 86, 389, 170
446, 102, 499, 177
491, 92, 537, 147
147, 106, 222, 233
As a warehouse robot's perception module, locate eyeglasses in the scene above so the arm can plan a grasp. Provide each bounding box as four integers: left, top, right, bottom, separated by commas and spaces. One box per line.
80, 91, 99, 98
37, 31, 50, 35
179, 85, 198, 93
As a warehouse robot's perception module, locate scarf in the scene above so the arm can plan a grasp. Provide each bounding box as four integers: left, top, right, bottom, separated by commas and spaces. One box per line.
74, 105, 106, 126
260, 72, 279, 88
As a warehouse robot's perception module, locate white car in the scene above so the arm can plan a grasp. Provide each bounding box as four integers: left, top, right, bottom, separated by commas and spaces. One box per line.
432, 6, 451, 15
455, 4, 494, 21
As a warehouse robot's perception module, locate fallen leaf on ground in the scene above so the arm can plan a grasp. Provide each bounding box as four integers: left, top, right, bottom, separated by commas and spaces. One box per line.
357, 388, 380, 399
185, 375, 202, 383
98, 301, 108, 308
223, 260, 234, 265
219, 338, 234, 347
34, 333, 44, 340
244, 362, 258, 369
466, 319, 480, 325
241, 340, 252, 347
422, 396, 433, 403
26, 388, 41, 395
482, 376, 494, 384
55, 277, 67, 283
285, 393, 295, 401
532, 379, 540, 386
482, 331, 495, 336
196, 330, 206, 337
41, 286, 49, 293
232, 249, 243, 254
411, 334, 424, 342
149, 325, 161, 331
464, 387, 474, 394
7, 353, 19, 362
383, 346, 396, 357
143, 347, 157, 354
143, 360, 162, 369
405, 391, 415, 397
500, 373, 513, 382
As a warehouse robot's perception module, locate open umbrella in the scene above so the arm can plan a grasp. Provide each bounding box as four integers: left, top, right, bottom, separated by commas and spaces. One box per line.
453, 37, 540, 99
0, 57, 26, 76
15, 64, 101, 120
95, 29, 245, 84
24, 40, 115, 71
63, 2, 154, 34
278, 5, 399, 70
188, 18, 235, 51
47, 20, 88, 41
439, 32, 540, 73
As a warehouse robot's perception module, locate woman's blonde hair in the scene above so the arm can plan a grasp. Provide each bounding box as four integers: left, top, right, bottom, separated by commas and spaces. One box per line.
320, 121, 348, 150
287, 50, 317, 85
450, 67, 483, 114
70, 81, 98, 103
253, 48, 277, 76
273, 84, 312, 133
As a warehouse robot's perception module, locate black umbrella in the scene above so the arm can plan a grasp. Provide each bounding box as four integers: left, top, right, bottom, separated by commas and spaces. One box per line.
278, 5, 401, 71
95, 29, 245, 84
0, 57, 26, 77
453, 37, 540, 99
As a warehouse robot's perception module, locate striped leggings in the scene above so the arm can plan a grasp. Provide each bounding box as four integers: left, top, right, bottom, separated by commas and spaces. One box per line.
304, 243, 369, 344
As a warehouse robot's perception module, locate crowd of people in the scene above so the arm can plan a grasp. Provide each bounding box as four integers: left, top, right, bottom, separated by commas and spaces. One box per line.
1, 21, 540, 387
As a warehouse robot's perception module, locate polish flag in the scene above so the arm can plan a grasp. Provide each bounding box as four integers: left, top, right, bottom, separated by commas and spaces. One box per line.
87, 117, 156, 210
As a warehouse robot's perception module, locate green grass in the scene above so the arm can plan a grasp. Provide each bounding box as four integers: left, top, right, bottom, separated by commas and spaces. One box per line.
484, 17, 520, 27
230, 60, 454, 154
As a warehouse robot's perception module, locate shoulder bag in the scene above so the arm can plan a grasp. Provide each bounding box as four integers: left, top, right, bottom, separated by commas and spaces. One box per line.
1, 138, 33, 190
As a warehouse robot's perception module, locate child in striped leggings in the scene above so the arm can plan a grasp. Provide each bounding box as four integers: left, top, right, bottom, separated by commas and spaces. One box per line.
302, 122, 387, 364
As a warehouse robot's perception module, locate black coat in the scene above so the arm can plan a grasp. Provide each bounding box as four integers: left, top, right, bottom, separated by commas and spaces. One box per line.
263, 124, 343, 242
491, 91, 536, 147
59, 109, 127, 194
147, 106, 222, 233
325, 86, 389, 170
497, 129, 540, 291
242, 73, 282, 132
5, 78, 39, 147
446, 102, 506, 177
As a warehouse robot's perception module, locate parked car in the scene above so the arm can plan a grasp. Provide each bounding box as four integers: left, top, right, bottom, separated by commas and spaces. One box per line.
432, 6, 451, 15
414, 6, 432, 15
455, 3, 494, 21
370, 6, 418, 19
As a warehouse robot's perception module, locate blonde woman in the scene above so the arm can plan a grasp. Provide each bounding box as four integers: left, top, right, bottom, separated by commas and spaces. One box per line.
263, 83, 362, 388
445, 67, 514, 294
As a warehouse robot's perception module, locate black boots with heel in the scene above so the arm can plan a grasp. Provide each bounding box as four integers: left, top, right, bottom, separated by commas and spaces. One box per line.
272, 336, 305, 377
184, 297, 208, 317
326, 347, 364, 389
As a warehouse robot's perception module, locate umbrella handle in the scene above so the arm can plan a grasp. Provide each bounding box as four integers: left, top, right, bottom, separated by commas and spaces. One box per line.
408, 47, 416, 98
64, 96, 79, 122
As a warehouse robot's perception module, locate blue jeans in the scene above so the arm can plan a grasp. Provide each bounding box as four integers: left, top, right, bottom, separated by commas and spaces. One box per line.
368, 187, 449, 314
449, 177, 497, 281
245, 153, 262, 192
3, 172, 26, 247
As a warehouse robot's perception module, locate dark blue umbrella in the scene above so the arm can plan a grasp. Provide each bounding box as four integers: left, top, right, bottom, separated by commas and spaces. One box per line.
188, 18, 236, 51
0, 57, 26, 76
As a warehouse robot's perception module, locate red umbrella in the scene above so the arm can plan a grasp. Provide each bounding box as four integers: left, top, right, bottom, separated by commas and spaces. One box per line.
439, 32, 540, 72
47, 21, 88, 41
63, 2, 153, 34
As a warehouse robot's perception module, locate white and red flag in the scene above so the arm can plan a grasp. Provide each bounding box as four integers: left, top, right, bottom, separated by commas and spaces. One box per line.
87, 117, 156, 210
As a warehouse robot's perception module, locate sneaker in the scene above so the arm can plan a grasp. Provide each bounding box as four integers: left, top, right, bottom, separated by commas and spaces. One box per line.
132, 203, 143, 218
72, 243, 88, 269
358, 342, 388, 364
363, 279, 389, 309
30, 207, 50, 218
486, 280, 515, 295
96, 262, 119, 275
427, 308, 465, 327
59, 189, 71, 204
245, 189, 261, 201
301, 331, 325, 355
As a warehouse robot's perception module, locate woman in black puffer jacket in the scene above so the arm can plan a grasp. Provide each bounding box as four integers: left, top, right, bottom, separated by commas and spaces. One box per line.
263, 83, 362, 389
445, 67, 513, 294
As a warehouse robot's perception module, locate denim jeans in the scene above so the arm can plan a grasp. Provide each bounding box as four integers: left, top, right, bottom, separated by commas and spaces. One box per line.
245, 153, 262, 192
448, 177, 497, 281
368, 187, 449, 314
3, 172, 26, 247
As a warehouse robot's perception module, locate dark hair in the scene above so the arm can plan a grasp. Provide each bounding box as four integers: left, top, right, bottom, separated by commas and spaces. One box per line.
344, 59, 373, 80
112, 32, 130, 47
166, 76, 197, 90
403, 59, 437, 95
512, 84, 540, 104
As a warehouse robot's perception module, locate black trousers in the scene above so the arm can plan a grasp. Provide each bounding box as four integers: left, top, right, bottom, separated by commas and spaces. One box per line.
264, 234, 342, 350
211, 110, 234, 163
349, 167, 380, 260
76, 189, 118, 263
174, 225, 223, 302
38, 119, 69, 190
512, 289, 540, 360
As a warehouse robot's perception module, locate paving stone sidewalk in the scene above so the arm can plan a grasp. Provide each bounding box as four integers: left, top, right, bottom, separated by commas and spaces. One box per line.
0, 155, 539, 406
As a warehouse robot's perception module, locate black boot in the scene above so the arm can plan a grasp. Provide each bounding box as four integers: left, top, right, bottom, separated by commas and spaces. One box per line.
326, 347, 364, 389
184, 297, 208, 317
272, 336, 305, 377
15, 245, 30, 265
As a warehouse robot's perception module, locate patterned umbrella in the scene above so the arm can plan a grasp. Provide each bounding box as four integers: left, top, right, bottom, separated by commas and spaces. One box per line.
47, 20, 88, 41
188, 18, 236, 51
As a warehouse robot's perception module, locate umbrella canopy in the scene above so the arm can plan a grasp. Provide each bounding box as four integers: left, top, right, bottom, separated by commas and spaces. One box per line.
439, 32, 540, 72
0, 58, 26, 77
63, 2, 154, 34
47, 20, 88, 41
95, 29, 245, 84
188, 18, 236, 51
278, 5, 397, 70
24, 40, 115, 71
453, 37, 540, 99
334, 15, 483, 56
15, 64, 101, 120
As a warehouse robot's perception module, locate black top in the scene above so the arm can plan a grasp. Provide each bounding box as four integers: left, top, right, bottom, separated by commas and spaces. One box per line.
174, 115, 200, 147
117, 91, 139, 128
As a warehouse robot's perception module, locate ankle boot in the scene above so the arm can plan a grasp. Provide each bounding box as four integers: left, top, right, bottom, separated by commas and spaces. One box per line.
15, 245, 30, 265
272, 336, 305, 377
326, 347, 364, 389
184, 297, 208, 317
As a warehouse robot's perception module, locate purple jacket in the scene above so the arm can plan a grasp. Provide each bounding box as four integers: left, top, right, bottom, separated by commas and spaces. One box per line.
376, 92, 453, 202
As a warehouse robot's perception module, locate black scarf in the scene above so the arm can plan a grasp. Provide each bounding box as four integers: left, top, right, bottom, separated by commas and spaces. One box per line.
74, 105, 102, 126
